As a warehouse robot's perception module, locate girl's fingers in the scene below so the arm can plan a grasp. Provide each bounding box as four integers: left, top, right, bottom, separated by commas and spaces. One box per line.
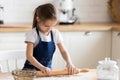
41, 67, 51, 74
68, 66, 72, 75
68, 66, 76, 75
66, 64, 76, 75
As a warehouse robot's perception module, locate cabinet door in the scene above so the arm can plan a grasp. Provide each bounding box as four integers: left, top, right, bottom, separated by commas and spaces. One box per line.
112, 31, 120, 62
52, 31, 111, 69
0, 32, 26, 50
0, 32, 26, 72
52, 32, 67, 69
63, 31, 111, 68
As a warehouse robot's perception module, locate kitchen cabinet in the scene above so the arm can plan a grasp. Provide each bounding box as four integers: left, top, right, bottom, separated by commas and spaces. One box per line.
112, 31, 120, 65
0, 31, 111, 71
0, 32, 26, 72
52, 31, 111, 69
0, 32, 26, 50
52, 32, 67, 69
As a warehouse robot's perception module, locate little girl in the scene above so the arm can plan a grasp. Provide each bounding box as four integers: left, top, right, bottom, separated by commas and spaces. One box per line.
23, 3, 76, 74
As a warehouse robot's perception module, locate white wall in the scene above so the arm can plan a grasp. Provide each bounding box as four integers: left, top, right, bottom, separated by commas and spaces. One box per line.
0, 0, 111, 23
74, 0, 111, 22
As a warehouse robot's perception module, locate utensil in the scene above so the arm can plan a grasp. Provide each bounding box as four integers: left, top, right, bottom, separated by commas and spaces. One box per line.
36, 68, 89, 77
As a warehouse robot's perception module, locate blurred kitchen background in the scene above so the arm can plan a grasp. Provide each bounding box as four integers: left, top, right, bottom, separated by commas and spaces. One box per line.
0, 0, 111, 23
1, 0, 120, 73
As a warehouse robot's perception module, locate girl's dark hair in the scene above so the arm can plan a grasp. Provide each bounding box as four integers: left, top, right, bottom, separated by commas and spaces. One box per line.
32, 3, 57, 28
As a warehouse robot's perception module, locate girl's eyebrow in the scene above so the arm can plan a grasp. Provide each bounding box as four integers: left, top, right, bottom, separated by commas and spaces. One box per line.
44, 22, 57, 27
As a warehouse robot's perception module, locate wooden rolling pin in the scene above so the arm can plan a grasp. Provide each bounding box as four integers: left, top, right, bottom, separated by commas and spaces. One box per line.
36, 68, 89, 77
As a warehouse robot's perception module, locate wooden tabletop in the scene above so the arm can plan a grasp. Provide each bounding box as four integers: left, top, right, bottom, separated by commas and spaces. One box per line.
0, 69, 97, 80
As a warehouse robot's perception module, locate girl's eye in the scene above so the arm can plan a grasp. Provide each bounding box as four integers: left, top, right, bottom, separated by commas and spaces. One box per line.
44, 25, 50, 27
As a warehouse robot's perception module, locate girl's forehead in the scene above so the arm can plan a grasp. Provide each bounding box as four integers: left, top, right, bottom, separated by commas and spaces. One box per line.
42, 19, 57, 26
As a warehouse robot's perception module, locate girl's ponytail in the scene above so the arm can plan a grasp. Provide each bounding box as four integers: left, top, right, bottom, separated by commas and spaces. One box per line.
32, 8, 38, 28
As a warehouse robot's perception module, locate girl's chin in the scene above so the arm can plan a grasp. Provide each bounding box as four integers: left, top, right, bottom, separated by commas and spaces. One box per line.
45, 30, 51, 32
41, 30, 50, 35
43, 30, 49, 33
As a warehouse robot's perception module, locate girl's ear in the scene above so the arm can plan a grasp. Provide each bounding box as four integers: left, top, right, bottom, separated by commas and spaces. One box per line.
36, 17, 40, 22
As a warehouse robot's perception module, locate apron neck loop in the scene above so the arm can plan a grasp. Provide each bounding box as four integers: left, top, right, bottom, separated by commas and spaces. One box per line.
36, 28, 54, 42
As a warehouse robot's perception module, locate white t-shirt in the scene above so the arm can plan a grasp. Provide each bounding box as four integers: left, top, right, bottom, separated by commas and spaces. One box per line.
25, 28, 63, 47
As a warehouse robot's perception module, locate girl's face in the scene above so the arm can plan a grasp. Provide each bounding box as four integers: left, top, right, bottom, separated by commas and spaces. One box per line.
38, 19, 57, 34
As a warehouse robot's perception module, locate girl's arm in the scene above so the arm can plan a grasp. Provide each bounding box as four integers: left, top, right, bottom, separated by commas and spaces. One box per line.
26, 42, 51, 73
57, 42, 76, 74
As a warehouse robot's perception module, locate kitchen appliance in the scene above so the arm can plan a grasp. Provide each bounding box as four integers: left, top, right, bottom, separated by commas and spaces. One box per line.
0, 5, 4, 24
58, 0, 77, 24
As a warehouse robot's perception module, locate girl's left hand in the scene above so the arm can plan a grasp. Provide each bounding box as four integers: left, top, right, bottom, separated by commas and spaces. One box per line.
66, 63, 76, 75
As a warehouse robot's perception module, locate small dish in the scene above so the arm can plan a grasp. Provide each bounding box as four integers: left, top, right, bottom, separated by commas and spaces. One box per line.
12, 69, 36, 80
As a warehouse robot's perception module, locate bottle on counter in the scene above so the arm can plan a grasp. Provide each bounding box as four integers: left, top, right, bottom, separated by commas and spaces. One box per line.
97, 57, 119, 80
0, 5, 4, 24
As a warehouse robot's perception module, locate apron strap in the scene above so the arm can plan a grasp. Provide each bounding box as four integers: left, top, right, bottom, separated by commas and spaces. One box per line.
50, 30, 54, 42
36, 28, 41, 41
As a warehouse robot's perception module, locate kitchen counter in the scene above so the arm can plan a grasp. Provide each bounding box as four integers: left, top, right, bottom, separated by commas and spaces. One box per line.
0, 69, 97, 80
111, 23, 120, 31
0, 23, 32, 32
56, 23, 112, 31
0, 23, 117, 32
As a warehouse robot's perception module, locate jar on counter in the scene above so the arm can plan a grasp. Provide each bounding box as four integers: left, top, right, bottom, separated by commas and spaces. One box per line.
97, 57, 119, 80
0, 5, 4, 24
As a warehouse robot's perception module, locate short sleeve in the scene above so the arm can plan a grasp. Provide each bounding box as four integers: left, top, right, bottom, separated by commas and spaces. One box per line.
52, 29, 63, 44
25, 31, 36, 44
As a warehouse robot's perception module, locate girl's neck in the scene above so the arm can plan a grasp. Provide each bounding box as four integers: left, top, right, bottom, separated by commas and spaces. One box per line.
41, 32, 49, 36
36, 26, 49, 36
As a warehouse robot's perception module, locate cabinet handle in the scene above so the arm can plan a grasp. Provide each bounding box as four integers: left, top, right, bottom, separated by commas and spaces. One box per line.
117, 32, 120, 36
85, 31, 92, 35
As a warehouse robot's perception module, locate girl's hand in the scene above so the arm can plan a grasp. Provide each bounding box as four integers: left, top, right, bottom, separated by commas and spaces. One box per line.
40, 66, 51, 74
66, 63, 76, 75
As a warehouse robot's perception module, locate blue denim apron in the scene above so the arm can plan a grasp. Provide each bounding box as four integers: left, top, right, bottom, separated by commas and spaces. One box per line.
23, 28, 56, 70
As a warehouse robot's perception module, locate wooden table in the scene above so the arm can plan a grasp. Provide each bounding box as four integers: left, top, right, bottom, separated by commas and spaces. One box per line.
0, 69, 97, 80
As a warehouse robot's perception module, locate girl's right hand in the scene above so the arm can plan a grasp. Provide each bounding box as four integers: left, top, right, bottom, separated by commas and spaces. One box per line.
40, 66, 51, 74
